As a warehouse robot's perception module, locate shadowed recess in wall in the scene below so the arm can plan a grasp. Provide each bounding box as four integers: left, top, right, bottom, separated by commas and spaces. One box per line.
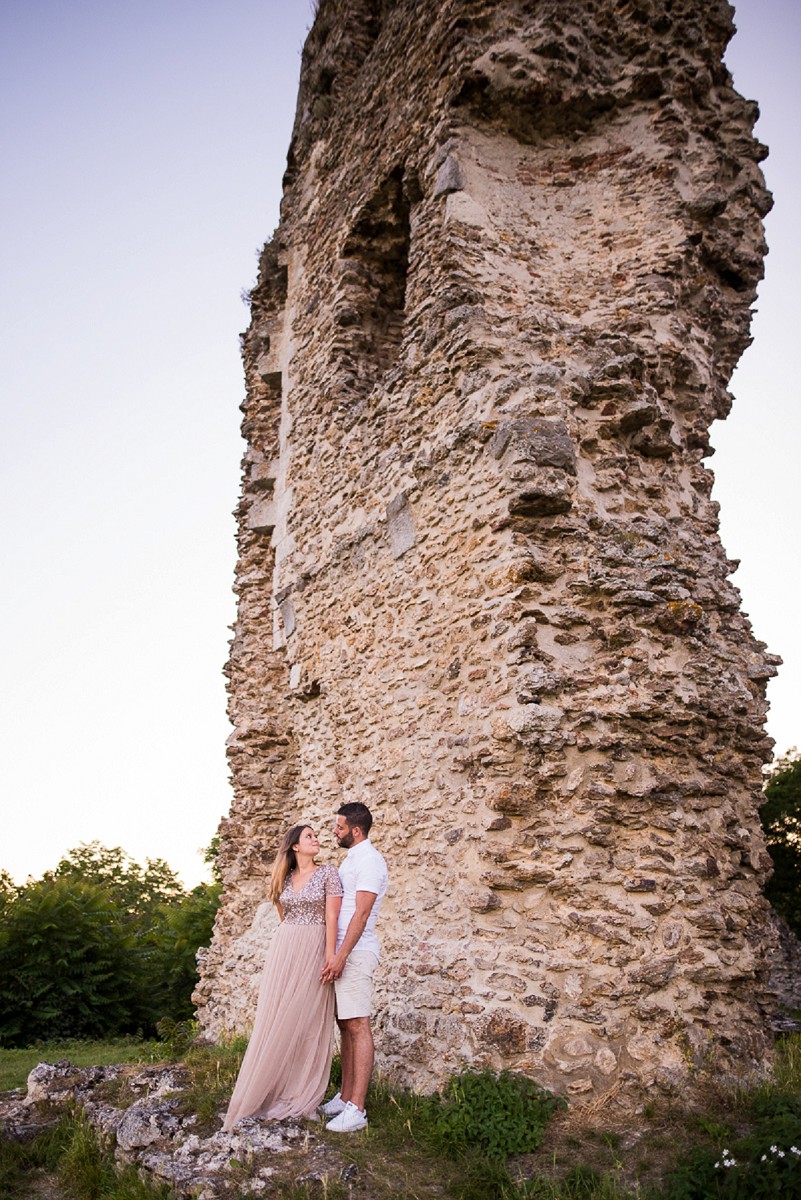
332, 166, 411, 398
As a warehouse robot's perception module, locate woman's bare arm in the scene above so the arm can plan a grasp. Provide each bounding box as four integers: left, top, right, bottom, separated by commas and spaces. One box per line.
325, 894, 342, 962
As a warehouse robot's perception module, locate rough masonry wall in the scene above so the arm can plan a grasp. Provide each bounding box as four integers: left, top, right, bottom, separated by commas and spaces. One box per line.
195, 0, 784, 1100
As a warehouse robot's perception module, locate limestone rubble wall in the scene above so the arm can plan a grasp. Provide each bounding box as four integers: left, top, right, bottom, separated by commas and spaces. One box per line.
195, 0, 787, 1100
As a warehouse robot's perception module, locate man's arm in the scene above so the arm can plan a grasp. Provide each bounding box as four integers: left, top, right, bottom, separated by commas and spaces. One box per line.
320, 890, 376, 982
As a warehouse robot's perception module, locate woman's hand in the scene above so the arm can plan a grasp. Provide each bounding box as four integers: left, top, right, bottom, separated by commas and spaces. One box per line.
320, 952, 346, 983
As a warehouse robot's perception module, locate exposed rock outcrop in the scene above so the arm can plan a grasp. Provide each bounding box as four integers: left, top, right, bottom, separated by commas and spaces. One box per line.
0, 1061, 350, 1199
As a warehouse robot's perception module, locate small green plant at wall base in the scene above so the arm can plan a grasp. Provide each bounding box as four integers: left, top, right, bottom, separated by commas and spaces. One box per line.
664, 1110, 801, 1200
426, 1068, 567, 1160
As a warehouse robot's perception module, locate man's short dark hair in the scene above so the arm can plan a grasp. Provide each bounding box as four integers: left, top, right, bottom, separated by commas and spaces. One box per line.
338, 801, 373, 836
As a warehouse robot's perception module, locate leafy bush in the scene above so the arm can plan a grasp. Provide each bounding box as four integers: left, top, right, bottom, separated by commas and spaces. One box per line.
0, 878, 138, 1045
0, 842, 221, 1046
146, 881, 221, 1022
426, 1068, 566, 1160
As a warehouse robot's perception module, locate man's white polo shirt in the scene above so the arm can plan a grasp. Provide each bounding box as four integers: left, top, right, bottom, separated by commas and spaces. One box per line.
337, 838, 388, 959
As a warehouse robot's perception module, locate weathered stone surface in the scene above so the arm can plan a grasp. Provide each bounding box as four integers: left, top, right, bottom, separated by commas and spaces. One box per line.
117, 1098, 183, 1151
3, 1062, 350, 1200
195, 0, 797, 1101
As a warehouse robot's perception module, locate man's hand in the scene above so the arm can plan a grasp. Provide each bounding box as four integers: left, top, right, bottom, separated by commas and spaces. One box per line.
320, 891, 377, 983
320, 953, 346, 983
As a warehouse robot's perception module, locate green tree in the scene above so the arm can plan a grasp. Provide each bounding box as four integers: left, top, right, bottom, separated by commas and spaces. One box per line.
761, 750, 801, 937
50, 842, 184, 922
202, 833, 222, 885
0, 841, 222, 1045
0, 877, 138, 1046
150, 880, 222, 1021
0, 869, 18, 915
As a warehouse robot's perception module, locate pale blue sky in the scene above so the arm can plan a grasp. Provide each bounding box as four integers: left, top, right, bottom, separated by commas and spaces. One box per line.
1, 0, 798, 886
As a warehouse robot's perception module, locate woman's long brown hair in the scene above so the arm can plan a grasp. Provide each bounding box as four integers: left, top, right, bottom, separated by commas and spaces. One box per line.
268, 823, 310, 904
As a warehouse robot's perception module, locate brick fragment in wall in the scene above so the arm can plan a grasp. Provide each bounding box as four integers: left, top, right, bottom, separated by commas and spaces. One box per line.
195, 0, 799, 1101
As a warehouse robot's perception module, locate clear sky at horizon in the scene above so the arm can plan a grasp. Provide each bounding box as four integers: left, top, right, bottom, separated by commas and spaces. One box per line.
1, 0, 798, 888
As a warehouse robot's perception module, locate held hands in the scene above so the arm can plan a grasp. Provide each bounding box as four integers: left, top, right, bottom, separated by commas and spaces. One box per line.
320, 954, 345, 983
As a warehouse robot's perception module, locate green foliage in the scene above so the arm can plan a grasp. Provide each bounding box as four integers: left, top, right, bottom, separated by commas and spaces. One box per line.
57, 1110, 117, 1198
147, 881, 222, 1022
202, 833, 222, 885
662, 1074, 801, 1200
0, 868, 18, 909
154, 1017, 197, 1057
664, 1140, 801, 1200
51, 842, 184, 917
761, 750, 801, 935
425, 1068, 567, 1161
0, 1117, 74, 1200
523, 1166, 631, 1198
0, 878, 139, 1046
774, 1031, 801, 1093
0, 841, 221, 1046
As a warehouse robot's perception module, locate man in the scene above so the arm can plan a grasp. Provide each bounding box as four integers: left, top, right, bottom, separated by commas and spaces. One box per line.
319, 801, 388, 1132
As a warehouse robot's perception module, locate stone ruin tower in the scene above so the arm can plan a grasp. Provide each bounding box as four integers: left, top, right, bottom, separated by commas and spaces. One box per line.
196, 0, 784, 1100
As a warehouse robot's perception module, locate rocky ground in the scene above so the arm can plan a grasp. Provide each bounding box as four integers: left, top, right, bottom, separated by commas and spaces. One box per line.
0, 1060, 360, 1199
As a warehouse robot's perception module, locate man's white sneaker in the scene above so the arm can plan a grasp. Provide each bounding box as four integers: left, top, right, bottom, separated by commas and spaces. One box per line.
326, 1101, 368, 1132
320, 1091, 346, 1117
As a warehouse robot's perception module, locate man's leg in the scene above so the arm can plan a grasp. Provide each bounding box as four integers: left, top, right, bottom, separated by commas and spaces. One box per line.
337, 1017, 355, 1103
339, 1016, 373, 1112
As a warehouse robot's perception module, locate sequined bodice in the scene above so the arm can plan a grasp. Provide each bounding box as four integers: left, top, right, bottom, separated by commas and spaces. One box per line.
281, 864, 342, 925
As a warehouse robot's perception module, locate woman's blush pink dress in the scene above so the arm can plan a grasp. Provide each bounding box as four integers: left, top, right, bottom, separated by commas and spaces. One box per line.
222, 863, 343, 1129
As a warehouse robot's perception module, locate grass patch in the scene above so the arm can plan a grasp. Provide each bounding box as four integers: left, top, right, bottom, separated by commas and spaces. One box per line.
1, 1113, 172, 1200
56, 1111, 173, 1199
308, 1069, 568, 1200
774, 1031, 801, 1093
0, 1119, 73, 1200
175, 1034, 249, 1131
4, 1034, 801, 1199
0, 1038, 155, 1092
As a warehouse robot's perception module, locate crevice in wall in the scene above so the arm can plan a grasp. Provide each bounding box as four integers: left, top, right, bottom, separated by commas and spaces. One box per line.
331, 166, 411, 399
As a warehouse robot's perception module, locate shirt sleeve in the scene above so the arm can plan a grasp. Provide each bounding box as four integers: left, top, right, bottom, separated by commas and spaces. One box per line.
325, 865, 344, 897
353, 854, 386, 896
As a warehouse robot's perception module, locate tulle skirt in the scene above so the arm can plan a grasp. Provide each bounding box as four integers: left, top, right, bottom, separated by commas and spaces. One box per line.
222, 922, 335, 1129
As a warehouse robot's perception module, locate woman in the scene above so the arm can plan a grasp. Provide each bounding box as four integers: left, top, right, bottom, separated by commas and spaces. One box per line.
222, 823, 343, 1129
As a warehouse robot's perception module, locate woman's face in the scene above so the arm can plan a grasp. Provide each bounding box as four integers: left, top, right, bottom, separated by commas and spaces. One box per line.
293, 826, 320, 856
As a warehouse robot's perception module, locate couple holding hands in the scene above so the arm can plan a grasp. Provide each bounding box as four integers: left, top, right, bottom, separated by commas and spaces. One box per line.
222, 801, 388, 1134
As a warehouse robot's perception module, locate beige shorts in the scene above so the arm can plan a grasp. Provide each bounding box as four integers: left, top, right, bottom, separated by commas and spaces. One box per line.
334, 950, 379, 1020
